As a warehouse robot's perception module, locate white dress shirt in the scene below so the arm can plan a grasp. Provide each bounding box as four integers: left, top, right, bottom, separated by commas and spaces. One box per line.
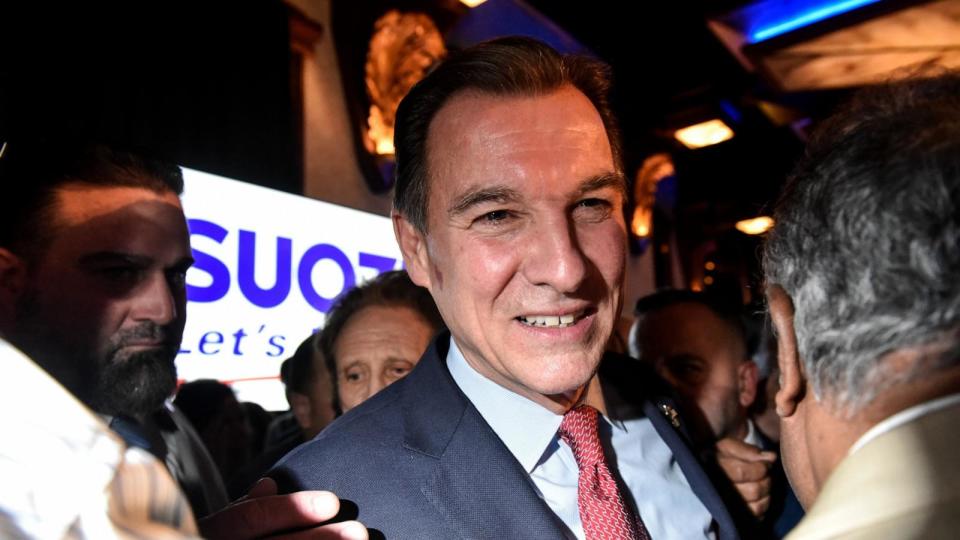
447, 338, 715, 539
743, 418, 763, 448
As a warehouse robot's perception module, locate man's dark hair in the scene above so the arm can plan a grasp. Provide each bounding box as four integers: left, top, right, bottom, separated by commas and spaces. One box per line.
763, 71, 960, 412
393, 36, 623, 232
629, 289, 747, 361
174, 379, 237, 435
319, 270, 443, 410
0, 138, 184, 261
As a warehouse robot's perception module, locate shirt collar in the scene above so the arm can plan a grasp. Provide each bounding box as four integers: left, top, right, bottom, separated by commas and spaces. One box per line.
743, 418, 762, 447
446, 337, 623, 473
849, 391, 960, 456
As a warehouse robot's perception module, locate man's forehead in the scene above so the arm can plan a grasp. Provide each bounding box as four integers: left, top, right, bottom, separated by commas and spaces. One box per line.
39, 183, 190, 262
643, 304, 718, 343
424, 87, 619, 205
52, 183, 183, 226
429, 86, 608, 149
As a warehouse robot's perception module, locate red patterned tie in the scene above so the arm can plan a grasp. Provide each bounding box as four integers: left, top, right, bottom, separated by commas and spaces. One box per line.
558, 405, 651, 540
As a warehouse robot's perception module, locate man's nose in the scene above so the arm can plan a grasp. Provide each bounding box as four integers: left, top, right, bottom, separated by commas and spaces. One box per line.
369, 374, 390, 401
522, 218, 588, 293
132, 273, 178, 324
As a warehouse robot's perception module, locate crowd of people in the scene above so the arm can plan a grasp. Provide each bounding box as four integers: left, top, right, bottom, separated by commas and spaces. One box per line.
0, 36, 956, 540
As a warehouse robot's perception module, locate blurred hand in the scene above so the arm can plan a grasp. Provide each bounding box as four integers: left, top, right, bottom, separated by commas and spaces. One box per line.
198, 477, 368, 540
716, 437, 776, 518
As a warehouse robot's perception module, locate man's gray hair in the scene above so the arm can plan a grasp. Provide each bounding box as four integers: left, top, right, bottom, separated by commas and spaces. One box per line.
763, 71, 960, 413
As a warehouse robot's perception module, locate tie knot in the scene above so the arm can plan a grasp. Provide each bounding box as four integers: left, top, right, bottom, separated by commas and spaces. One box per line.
558, 405, 604, 467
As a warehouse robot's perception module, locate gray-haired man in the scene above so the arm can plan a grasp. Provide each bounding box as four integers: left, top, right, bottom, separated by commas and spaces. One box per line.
764, 71, 960, 539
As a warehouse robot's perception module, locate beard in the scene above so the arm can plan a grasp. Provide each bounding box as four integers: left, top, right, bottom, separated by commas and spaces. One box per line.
89, 322, 180, 418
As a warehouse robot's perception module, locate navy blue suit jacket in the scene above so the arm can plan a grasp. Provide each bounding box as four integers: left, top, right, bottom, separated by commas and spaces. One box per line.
273, 332, 741, 539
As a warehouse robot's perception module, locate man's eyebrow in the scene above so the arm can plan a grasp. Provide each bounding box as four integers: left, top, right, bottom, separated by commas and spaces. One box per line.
577, 172, 627, 197
78, 252, 195, 270
173, 255, 196, 270
78, 252, 152, 267
447, 186, 522, 218
447, 173, 625, 218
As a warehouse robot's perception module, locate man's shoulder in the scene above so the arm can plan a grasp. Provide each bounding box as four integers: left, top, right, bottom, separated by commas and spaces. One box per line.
270, 340, 455, 492
268, 367, 467, 538
790, 402, 960, 539
279, 377, 408, 466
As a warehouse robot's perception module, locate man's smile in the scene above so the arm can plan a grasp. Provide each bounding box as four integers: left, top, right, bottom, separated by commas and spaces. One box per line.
516, 308, 591, 328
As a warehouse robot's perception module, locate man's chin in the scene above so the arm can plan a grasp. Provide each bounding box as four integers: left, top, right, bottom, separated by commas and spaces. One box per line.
512, 355, 601, 399
93, 349, 178, 418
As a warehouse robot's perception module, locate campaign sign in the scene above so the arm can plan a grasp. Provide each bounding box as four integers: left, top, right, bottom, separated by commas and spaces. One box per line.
178, 168, 402, 410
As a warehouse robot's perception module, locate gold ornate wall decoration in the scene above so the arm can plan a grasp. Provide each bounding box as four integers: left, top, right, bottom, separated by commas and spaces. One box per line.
631, 153, 675, 238
364, 10, 447, 156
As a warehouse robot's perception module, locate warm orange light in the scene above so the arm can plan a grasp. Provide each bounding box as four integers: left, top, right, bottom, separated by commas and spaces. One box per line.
705, 261, 716, 271
674, 119, 734, 149
703, 276, 715, 285
631, 206, 652, 238
460, 0, 488, 6
735, 216, 775, 235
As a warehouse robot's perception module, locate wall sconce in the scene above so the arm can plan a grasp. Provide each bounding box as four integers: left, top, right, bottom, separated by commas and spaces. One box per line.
364, 11, 447, 157
631, 153, 675, 238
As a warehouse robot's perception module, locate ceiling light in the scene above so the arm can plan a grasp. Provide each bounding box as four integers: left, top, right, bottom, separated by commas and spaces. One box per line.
674, 119, 734, 149
749, 0, 882, 43
460, 0, 488, 7
736, 216, 774, 235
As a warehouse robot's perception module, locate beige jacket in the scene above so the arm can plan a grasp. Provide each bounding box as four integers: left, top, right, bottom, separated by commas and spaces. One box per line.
787, 399, 960, 540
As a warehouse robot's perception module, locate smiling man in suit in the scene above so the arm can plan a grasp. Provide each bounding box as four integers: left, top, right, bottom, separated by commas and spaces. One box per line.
274, 37, 742, 539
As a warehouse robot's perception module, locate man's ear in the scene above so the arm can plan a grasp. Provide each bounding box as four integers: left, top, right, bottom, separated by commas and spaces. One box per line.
392, 211, 432, 289
737, 360, 759, 409
0, 248, 27, 328
767, 284, 804, 418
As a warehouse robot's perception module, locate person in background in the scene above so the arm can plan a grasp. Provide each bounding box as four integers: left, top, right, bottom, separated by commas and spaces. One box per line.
763, 71, 960, 539
174, 379, 253, 492
630, 289, 802, 537
263, 357, 299, 451
0, 138, 366, 539
749, 321, 783, 444
319, 269, 442, 413
289, 333, 337, 438
240, 401, 273, 464
231, 333, 336, 498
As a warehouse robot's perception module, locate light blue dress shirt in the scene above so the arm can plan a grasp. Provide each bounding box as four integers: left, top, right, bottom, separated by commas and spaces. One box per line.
446, 338, 715, 540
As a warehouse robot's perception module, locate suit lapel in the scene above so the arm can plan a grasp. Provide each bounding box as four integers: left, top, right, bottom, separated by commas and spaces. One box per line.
421, 406, 569, 539
643, 398, 740, 540
402, 332, 568, 539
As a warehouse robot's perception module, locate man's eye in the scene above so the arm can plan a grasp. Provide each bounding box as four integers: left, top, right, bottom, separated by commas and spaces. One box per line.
100, 267, 143, 282
168, 270, 188, 289
387, 363, 413, 379
343, 371, 363, 383
573, 198, 614, 222
478, 210, 511, 223
576, 198, 611, 211
667, 360, 706, 384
